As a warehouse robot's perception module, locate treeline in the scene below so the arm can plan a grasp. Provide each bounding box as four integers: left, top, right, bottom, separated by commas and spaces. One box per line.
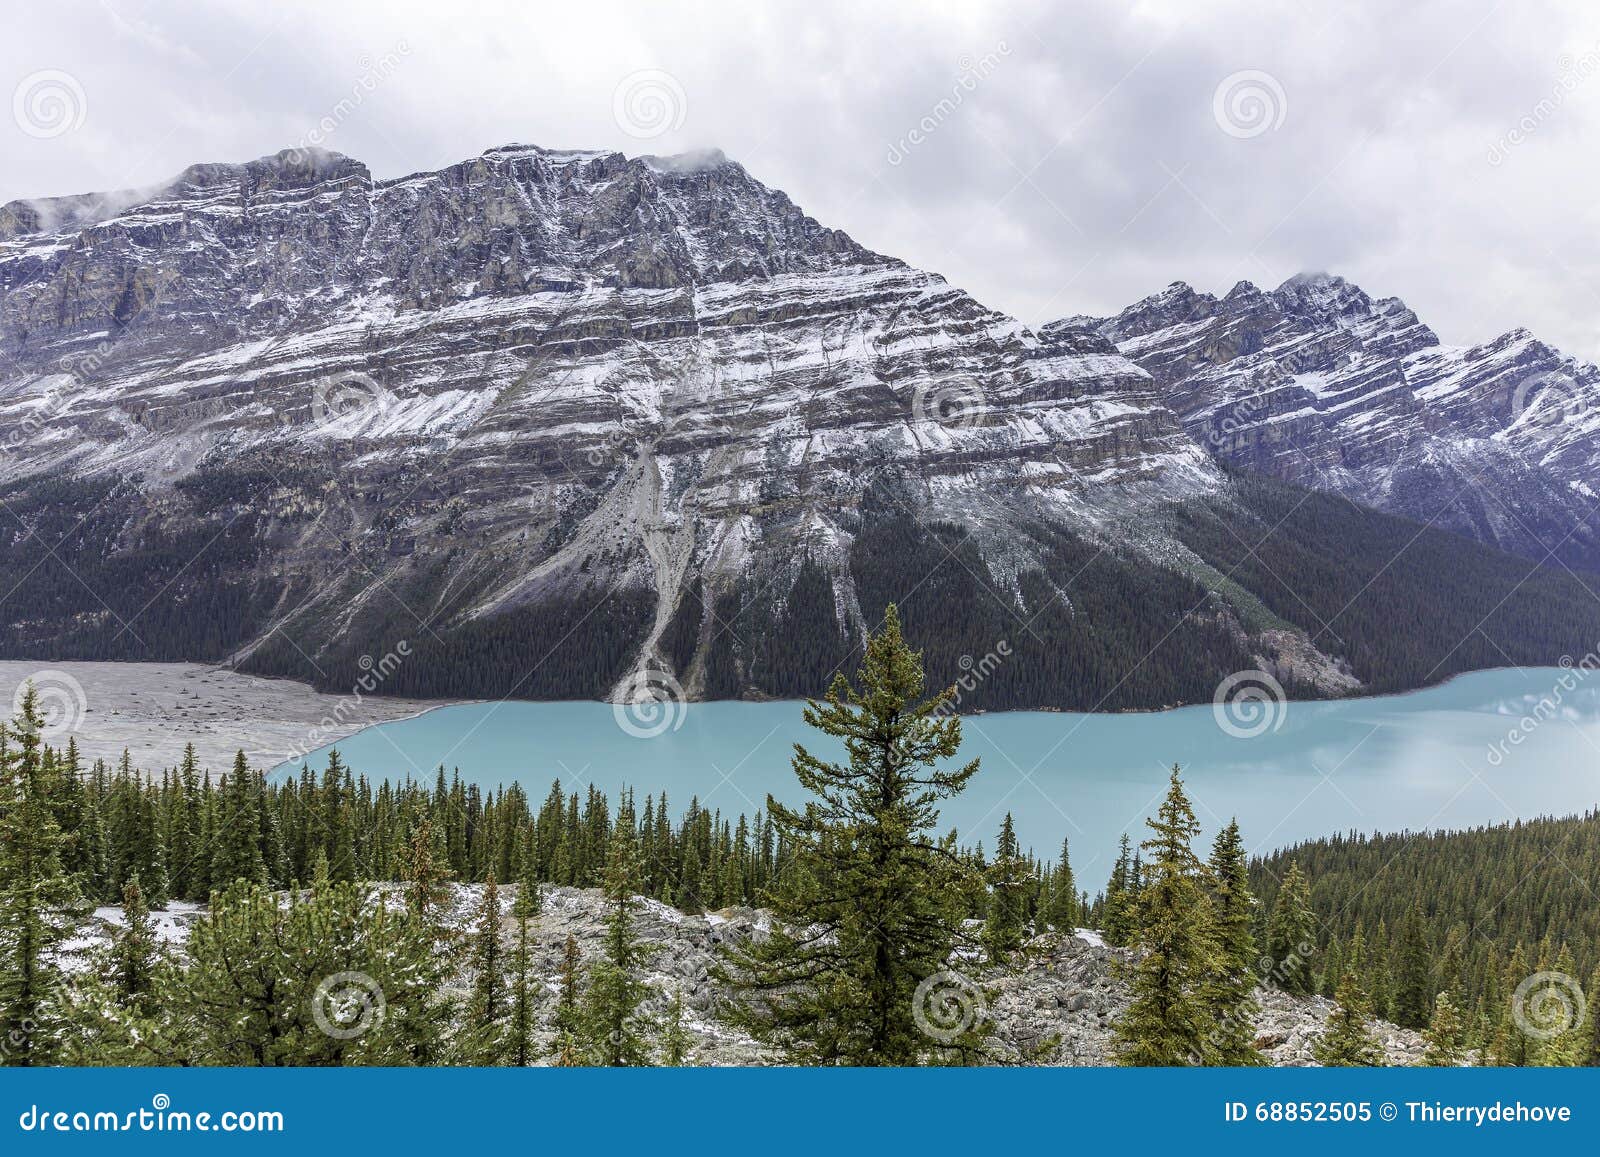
1250, 815, 1600, 1063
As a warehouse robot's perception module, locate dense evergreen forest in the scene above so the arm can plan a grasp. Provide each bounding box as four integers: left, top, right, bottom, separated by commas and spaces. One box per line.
2, 609, 1596, 1066
1250, 815, 1600, 1062
3, 466, 1599, 712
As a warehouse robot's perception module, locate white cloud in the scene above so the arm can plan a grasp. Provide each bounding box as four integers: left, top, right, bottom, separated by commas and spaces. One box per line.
6, 0, 1600, 356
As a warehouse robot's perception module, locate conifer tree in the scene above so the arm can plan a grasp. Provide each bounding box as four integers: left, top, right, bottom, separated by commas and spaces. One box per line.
1113, 765, 1218, 1066
578, 835, 656, 1066
552, 933, 581, 1065
983, 813, 1030, 963
1420, 991, 1467, 1066
1313, 968, 1385, 1066
718, 606, 984, 1065
1266, 861, 1315, 995
210, 751, 266, 889
108, 877, 161, 1015
465, 874, 507, 1062
1043, 837, 1078, 932
1101, 834, 1137, 946
0, 689, 81, 1065
660, 987, 693, 1066
1201, 818, 1262, 1065
1391, 904, 1432, 1029
507, 873, 540, 1067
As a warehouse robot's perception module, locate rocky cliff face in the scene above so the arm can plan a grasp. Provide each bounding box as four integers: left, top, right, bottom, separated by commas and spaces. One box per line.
1072, 273, 1600, 569
0, 145, 1593, 707
0, 144, 1231, 702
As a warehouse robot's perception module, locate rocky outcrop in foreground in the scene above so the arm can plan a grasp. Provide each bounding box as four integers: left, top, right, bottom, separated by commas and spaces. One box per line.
80, 883, 1426, 1066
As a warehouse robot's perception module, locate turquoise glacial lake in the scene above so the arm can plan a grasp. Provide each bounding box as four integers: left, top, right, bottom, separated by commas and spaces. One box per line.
278, 667, 1600, 881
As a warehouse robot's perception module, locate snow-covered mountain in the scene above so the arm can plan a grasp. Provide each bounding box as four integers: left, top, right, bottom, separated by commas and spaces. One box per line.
1066, 274, 1600, 569
0, 145, 1594, 707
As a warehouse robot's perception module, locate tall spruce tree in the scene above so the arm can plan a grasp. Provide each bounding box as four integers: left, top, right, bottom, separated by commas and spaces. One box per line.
0, 689, 81, 1065
465, 873, 507, 1062
1101, 834, 1137, 946
577, 835, 657, 1066
1391, 904, 1432, 1029
983, 813, 1030, 963
719, 606, 983, 1065
1113, 765, 1219, 1066
1266, 860, 1316, 995
1420, 990, 1467, 1066
209, 751, 266, 890
1043, 837, 1079, 932
1313, 968, 1385, 1066
1201, 818, 1262, 1065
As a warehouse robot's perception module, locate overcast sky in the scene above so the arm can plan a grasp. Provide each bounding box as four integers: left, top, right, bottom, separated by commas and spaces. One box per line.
7, 0, 1600, 357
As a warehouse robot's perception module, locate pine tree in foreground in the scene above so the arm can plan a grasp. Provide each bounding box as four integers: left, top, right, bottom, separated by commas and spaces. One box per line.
0, 689, 82, 1066
1200, 818, 1262, 1066
1100, 834, 1136, 947
551, 933, 582, 1065
1420, 991, 1467, 1066
465, 873, 507, 1063
1113, 765, 1219, 1066
719, 606, 984, 1066
1043, 837, 1078, 932
983, 813, 1029, 964
1266, 860, 1316, 996
577, 836, 657, 1066
1313, 969, 1386, 1067
108, 877, 161, 1015
660, 987, 692, 1065
507, 875, 541, 1067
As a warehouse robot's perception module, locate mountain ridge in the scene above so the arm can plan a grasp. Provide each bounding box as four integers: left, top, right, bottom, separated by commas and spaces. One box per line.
0, 143, 1595, 710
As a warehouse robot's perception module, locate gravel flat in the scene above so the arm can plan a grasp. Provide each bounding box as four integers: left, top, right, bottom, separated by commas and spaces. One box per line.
0, 660, 452, 776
